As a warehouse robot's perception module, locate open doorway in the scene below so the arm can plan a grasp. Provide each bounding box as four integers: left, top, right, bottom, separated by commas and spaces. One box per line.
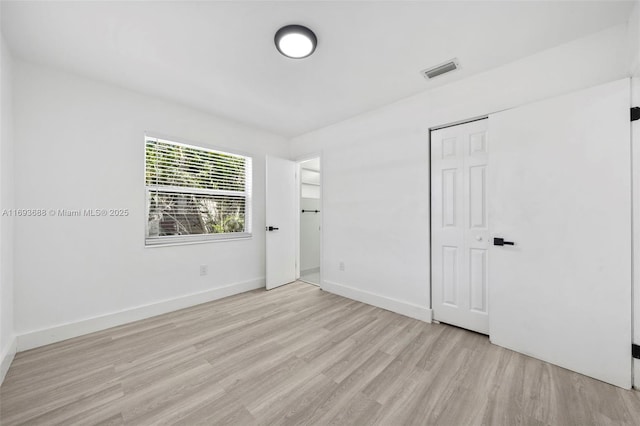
298, 157, 321, 285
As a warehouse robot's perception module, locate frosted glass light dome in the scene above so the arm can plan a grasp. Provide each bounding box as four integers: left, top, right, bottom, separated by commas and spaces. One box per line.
275, 25, 317, 59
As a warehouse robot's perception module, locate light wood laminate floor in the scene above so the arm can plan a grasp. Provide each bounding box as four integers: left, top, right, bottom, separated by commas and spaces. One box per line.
2, 282, 640, 425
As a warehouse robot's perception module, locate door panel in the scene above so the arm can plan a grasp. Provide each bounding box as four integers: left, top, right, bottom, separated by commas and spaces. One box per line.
432, 119, 489, 334
265, 156, 296, 290
469, 166, 486, 228
488, 79, 631, 388
469, 248, 487, 313
442, 246, 458, 305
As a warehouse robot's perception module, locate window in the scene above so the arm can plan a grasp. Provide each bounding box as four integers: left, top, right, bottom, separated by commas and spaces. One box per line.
145, 136, 252, 246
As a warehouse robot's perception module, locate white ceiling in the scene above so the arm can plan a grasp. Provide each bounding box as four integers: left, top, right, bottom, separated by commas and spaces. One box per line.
1, 1, 634, 137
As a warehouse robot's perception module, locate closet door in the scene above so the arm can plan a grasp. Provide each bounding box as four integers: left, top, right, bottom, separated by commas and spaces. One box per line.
431, 119, 489, 334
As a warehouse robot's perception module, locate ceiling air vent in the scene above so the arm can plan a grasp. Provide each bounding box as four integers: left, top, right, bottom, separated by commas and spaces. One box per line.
422, 59, 459, 80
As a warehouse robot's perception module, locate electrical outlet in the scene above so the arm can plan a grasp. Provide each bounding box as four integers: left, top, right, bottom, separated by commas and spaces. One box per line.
200, 265, 208, 276
339, 261, 345, 271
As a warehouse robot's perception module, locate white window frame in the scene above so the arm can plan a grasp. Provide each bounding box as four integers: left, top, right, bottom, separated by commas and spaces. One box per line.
144, 135, 253, 247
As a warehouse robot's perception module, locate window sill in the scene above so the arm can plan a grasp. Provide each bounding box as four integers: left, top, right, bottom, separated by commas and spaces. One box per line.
145, 234, 252, 248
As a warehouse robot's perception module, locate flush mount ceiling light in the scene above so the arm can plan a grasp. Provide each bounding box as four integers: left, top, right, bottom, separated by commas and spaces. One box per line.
274, 25, 317, 59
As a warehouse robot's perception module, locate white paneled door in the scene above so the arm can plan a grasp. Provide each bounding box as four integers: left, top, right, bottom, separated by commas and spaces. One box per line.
265, 156, 297, 290
431, 119, 489, 334
488, 79, 631, 388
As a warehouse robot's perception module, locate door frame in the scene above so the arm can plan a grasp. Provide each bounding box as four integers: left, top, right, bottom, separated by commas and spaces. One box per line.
294, 152, 324, 289
631, 75, 640, 388
428, 115, 488, 317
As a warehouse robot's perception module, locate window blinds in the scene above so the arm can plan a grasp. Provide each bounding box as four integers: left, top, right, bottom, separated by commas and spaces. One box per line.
145, 137, 252, 245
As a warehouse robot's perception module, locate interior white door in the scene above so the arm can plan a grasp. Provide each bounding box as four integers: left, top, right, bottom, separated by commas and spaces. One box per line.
431, 119, 489, 334
488, 79, 631, 388
265, 156, 297, 290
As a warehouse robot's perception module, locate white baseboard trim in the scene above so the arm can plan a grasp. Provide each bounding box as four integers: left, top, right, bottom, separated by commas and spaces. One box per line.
634, 358, 639, 390
17, 278, 265, 352
1, 336, 17, 385
322, 280, 432, 323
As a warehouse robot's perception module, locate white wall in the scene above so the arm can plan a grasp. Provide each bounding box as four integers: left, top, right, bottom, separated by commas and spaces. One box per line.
290, 24, 630, 320
0, 34, 16, 383
300, 197, 320, 273
12, 60, 289, 349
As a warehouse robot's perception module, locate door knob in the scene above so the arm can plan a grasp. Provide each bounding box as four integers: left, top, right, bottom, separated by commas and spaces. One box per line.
493, 237, 515, 246
266, 226, 279, 231
475, 236, 483, 241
